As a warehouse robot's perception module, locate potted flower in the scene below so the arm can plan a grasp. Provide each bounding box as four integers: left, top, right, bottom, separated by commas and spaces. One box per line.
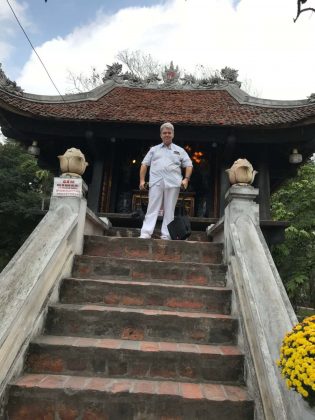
277, 315, 315, 407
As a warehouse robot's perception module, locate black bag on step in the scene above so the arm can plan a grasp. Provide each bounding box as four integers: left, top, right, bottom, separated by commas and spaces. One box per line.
167, 196, 191, 240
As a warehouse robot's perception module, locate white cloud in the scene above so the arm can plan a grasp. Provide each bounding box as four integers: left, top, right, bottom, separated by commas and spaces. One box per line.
16, 0, 315, 99
0, 0, 30, 61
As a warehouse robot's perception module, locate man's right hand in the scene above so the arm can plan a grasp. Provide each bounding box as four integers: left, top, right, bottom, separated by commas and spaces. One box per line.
139, 181, 146, 190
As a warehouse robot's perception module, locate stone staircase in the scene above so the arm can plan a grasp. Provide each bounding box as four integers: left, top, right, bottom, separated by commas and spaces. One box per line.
5, 227, 254, 419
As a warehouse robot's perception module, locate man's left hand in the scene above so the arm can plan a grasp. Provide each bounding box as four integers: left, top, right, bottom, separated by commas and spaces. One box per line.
181, 178, 189, 190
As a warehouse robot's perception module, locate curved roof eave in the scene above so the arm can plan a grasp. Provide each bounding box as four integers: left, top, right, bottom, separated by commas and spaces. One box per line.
2, 80, 313, 109
1, 81, 315, 129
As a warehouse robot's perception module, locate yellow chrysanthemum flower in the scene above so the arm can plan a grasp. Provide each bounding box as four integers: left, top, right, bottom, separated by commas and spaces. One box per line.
278, 315, 315, 406
286, 379, 292, 388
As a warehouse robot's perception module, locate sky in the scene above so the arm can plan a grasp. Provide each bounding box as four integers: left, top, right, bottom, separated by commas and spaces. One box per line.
1, 0, 315, 103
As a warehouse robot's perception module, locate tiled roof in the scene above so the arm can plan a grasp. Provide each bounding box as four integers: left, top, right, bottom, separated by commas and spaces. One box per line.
1, 85, 315, 128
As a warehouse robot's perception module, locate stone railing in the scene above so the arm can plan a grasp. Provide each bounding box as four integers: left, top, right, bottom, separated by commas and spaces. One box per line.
0, 183, 109, 404
209, 185, 314, 420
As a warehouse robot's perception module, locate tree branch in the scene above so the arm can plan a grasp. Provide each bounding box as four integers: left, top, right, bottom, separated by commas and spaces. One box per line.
294, 0, 315, 22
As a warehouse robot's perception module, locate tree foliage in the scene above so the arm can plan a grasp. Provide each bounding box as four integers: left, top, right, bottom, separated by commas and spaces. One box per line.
271, 161, 315, 308
294, 0, 315, 22
116, 49, 162, 79
67, 50, 161, 93
0, 142, 53, 271
67, 67, 105, 93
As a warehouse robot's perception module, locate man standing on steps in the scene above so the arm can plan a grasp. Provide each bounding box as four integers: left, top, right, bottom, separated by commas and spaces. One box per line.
139, 122, 193, 240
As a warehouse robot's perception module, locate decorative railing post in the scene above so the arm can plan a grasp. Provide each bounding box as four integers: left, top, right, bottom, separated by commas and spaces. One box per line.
221, 164, 314, 419
224, 184, 259, 262
51, 147, 89, 254
0, 148, 109, 407
51, 176, 88, 255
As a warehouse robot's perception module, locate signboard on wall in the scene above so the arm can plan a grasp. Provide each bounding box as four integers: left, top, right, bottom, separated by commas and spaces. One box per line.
52, 177, 82, 197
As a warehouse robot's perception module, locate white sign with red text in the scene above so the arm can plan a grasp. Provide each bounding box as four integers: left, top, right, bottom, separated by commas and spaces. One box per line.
53, 177, 82, 197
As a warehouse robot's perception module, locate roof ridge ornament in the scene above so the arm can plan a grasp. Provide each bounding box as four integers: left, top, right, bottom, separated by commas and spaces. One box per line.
162, 61, 180, 84
102, 62, 123, 83
181, 74, 196, 85
144, 73, 161, 85
221, 67, 239, 83
0, 63, 23, 95
307, 93, 315, 103
100, 61, 242, 90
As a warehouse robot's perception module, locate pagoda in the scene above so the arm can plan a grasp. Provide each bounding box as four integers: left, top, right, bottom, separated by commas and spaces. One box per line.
0, 62, 314, 227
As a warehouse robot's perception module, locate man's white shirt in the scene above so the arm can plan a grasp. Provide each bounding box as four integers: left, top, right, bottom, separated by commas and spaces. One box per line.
142, 142, 193, 188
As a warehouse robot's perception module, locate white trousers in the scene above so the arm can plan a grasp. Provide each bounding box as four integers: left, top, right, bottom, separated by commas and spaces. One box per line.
140, 180, 180, 239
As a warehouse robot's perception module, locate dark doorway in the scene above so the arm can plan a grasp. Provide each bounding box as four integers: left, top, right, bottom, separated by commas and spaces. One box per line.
101, 139, 219, 217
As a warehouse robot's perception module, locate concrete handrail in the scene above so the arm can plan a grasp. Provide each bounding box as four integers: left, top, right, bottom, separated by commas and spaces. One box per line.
0, 196, 88, 402
227, 214, 314, 420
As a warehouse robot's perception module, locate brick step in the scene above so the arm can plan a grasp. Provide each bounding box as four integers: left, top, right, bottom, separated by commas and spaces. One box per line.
7, 374, 254, 420
105, 226, 209, 242
25, 336, 244, 384
72, 256, 226, 287
83, 236, 222, 264
60, 278, 231, 314
46, 304, 238, 345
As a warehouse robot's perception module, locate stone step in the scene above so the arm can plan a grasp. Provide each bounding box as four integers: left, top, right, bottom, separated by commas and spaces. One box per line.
60, 278, 231, 314
25, 335, 244, 384
100, 213, 218, 232
46, 304, 238, 345
72, 256, 226, 287
105, 226, 209, 242
83, 236, 222, 264
7, 374, 254, 420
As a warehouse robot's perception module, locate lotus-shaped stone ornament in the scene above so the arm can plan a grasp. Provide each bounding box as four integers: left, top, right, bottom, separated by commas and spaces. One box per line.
58, 148, 88, 177
226, 158, 257, 185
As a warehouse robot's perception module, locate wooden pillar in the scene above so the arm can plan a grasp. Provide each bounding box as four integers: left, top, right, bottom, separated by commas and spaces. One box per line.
87, 159, 105, 212
109, 140, 118, 212
219, 164, 230, 216
258, 160, 271, 220
219, 135, 236, 217
213, 147, 220, 218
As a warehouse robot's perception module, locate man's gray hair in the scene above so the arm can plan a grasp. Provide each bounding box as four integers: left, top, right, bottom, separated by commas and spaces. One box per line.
160, 122, 174, 133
